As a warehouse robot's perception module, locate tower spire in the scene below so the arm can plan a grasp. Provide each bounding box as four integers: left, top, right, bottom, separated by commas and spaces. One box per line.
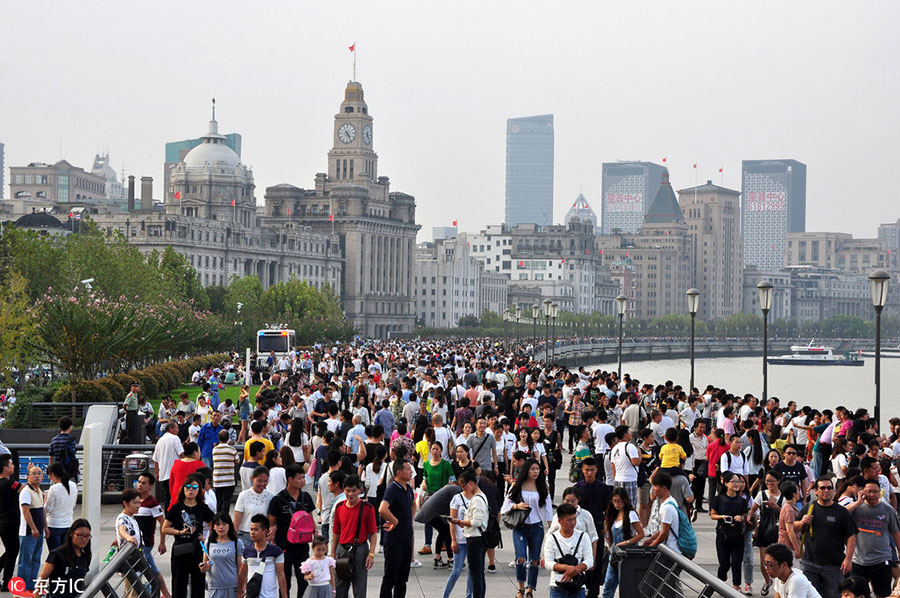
208, 98, 220, 136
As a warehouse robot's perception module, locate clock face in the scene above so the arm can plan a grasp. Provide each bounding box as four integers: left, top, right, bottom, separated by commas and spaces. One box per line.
362, 124, 372, 145
338, 123, 356, 144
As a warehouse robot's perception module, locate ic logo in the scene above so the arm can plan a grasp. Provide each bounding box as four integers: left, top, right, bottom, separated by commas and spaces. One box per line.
8, 577, 27, 596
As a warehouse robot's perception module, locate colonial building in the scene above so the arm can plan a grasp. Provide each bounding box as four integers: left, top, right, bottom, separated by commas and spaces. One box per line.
785, 232, 895, 273
264, 81, 420, 338
9, 160, 107, 205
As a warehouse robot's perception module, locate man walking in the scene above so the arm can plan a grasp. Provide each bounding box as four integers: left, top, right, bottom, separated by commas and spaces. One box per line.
764, 543, 822, 598
332, 475, 377, 598
797, 476, 857, 598
152, 421, 183, 510
450, 471, 489, 598
379, 460, 416, 598
269, 464, 316, 598
197, 410, 223, 468
850, 480, 900, 598
610, 425, 642, 507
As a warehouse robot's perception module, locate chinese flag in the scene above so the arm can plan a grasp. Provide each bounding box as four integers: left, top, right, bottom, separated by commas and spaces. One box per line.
719, 167, 723, 173
692, 163, 697, 169
518, 261, 525, 267
349, 43, 355, 52
68, 212, 73, 218
662, 157, 667, 163
174, 191, 181, 200
561, 258, 565, 264
231, 199, 235, 207
329, 214, 334, 222
452, 220, 458, 226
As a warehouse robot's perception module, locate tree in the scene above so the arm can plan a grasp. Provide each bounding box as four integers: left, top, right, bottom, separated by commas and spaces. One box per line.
149, 246, 210, 310
0, 272, 38, 386
458, 315, 480, 328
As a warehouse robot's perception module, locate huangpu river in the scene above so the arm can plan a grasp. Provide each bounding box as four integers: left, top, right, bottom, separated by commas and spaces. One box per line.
585, 355, 900, 415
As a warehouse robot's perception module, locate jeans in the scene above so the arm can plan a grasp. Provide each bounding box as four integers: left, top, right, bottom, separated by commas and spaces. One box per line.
800, 560, 845, 598
742, 530, 754, 586
691, 467, 707, 511
551, 588, 586, 598
46, 527, 68, 553
429, 517, 452, 561
715, 532, 745, 586
467, 536, 486, 598
379, 539, 412, 598
513, 522, 544, 589
18, 534, 42, 591
602, 524, 625, 598
442, 542, 472, 598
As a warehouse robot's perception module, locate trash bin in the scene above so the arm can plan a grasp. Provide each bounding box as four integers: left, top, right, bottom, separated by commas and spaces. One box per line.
614, 545, 659, 598
123, 453, 150, 490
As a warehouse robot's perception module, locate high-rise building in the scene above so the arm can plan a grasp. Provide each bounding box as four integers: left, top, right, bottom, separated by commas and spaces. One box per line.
164, 129, 241, 200
564, 193, 598, 228
0, 142, 5, 200
505, 115, 554, 227
878, 220, 900, 254
679, 180, 743, 321
600, 161, 666, 234
741, 159, 806, 271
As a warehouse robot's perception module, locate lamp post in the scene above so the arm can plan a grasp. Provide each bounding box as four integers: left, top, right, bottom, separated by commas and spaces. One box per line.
515, 305, 522, 353
616, 294, 628, 378
550, 302, 559, 363
756, 280, 774, 402
686, 289, 700, 391
869, 270, 890, 432
236, 302, 244, 352
543, 299, 552, 363
531, 303, 540, 360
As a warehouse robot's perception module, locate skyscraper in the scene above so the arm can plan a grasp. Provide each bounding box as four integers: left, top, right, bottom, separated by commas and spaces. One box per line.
505, 114, 554, 227
741, 159, 806, 270
0, 142, 5, 199
601, 161, 666, 234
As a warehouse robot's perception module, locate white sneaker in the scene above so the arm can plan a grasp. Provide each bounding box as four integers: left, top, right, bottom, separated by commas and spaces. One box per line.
508, 560, 516, 568
410, 560, 422, 568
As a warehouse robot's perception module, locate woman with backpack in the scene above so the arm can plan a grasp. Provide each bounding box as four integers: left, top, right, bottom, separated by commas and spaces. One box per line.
709, 471, 750, 593
602, 488, 645, 598
747, 470, 784, 596
501, 458, 553, 598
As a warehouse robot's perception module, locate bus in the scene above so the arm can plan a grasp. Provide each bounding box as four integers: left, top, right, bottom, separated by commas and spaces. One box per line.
256, 329, 296, 369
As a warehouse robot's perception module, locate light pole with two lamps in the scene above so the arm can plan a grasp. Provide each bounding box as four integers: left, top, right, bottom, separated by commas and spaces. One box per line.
514, 306, 522, 353
756, 280, 774, 402
869, 270, 890, 432
543, 299, 552, 362
550, 302, 559, 363
531, 303, 540, 360
686, 288, 700, 391
616, 294, 628, 378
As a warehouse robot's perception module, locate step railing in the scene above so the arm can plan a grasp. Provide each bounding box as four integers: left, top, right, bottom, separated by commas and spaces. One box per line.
80, 542, 160, 598
638, 545, 744, 598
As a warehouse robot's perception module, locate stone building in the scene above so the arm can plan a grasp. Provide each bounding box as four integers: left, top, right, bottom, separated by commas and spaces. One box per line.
785, 232, 895, 273
9, 160, 107, 205
264, 81, 420, 338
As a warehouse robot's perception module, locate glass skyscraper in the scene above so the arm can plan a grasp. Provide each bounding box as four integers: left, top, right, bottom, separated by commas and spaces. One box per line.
741, 159, 807, 270
505, 114, 554, 227
600, 161, 666, 234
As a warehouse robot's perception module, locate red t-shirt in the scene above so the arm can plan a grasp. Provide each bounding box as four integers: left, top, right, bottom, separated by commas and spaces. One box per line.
332, 500, 377, 546
168, 459, 205, 505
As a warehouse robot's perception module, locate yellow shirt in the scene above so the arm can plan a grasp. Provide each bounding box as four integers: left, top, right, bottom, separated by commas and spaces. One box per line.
243, 436, 275, 462
659, 442, 687, 469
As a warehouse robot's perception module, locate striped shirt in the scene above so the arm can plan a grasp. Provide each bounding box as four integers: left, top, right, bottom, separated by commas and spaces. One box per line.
211, 443, 240, 488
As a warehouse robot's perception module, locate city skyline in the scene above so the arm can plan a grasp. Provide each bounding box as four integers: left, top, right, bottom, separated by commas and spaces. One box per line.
2, 1, 898, 239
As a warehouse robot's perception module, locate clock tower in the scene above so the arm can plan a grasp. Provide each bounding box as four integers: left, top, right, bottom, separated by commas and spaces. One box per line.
327, 81, 377, 185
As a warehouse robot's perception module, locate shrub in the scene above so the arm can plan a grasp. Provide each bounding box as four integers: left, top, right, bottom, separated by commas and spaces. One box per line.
51, 380, 112, 403
97, 377, 126, 403
128, 370, 158, 402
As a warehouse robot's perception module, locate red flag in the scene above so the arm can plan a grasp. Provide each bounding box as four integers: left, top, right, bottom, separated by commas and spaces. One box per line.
68, 212, 73, 218
329, 214, 334, 222
348, 43, 355, 52
231, 199, 235, 207
662, 157, 667, 163
174, 191, 181, 200
718, 167, 723, 173
692, 163, 697, 169
518, 260, 525, 267
452, 220, 457, 226
561, 258, 565, 264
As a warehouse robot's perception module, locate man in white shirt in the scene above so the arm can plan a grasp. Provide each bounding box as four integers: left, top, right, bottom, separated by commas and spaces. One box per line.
645, 471, 682, 555
591, 411, 614, 461
152, 421, 184, 509
543, 503, 593, 592
764, 543, 822, 598
610, 425, 642, 507
431, 414, 454, 459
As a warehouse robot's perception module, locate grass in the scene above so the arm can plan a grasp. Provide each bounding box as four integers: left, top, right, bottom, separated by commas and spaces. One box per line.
152, 382, 262, 413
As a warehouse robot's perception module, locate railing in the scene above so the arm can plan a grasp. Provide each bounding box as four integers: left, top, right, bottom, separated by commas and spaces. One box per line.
80, 542, 160, 598
638, 545, 744, 598
13, 402, 111, 429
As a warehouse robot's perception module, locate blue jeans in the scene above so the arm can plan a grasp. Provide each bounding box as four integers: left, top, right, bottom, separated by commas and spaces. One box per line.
551, 587, 586, 598
442, 542, 472, 598
18, 534, 42, 590
46, 527, 68, 553
742, 530, 754, 585
602, 525, 625, 598
513, 522, 544, 589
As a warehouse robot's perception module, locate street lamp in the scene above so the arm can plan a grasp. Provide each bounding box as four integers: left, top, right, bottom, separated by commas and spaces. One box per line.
869, 269, 890, 431
515, 305, 522, 353
686, 288, 700, 391
756, 280, 774, 402
550, 302, 559, 363
531, 303, 540, 360
616, 294, 628, 378
543, 299, 552, 362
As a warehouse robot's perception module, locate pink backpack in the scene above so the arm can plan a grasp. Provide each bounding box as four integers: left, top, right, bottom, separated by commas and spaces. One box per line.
287, 510, 315, 544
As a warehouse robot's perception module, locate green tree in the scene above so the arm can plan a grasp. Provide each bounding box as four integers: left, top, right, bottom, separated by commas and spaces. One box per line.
0, 272, 38, 386
205, 285, 228, 313
458, 315, 480, 328
149, 246, 210, 310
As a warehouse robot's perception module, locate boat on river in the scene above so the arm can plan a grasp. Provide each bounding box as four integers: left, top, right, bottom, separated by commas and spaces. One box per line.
767, 343, 864, 366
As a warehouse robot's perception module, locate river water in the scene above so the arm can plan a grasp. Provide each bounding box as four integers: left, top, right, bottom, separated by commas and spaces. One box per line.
585, 355, 900, 415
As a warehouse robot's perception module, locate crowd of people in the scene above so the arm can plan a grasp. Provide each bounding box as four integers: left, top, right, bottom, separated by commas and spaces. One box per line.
0, 339, 899, 598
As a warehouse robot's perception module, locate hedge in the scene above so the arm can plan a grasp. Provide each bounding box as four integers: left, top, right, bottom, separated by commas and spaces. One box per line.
51, 380, 112, 404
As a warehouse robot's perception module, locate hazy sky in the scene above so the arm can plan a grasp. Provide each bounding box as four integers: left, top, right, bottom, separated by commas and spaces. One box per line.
3, 1, 898, 240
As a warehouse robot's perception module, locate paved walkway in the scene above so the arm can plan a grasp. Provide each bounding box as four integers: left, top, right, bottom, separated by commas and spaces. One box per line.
84, 459, 736, 598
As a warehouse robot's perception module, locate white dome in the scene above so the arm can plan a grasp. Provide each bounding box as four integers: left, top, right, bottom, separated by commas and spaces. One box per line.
183, 139, 241, 169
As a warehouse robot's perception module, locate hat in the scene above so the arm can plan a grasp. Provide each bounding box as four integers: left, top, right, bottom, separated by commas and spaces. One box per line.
221, 418, 232, 426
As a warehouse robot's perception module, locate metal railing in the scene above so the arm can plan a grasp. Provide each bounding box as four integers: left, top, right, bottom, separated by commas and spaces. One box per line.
81, 542, 160, 598
13, 402, 111, 429
638, 545, 744, 598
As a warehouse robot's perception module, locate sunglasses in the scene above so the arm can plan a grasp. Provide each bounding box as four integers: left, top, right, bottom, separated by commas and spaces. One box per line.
184, 484, 200, 490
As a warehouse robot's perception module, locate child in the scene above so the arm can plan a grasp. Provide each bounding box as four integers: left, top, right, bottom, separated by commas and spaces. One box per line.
300, 535, 336, 598
659, 427, 687, 476
189, 414, 203, 443
201, 514, 244, 598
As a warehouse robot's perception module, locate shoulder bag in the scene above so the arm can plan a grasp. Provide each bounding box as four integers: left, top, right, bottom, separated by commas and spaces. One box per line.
335, 502, 366, 581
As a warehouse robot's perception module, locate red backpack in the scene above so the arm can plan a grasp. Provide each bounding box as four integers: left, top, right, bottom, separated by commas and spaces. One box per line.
287, 510, 316, 544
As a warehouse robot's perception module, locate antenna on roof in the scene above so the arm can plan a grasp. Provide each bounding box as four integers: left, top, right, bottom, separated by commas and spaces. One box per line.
212, 97, 216, 121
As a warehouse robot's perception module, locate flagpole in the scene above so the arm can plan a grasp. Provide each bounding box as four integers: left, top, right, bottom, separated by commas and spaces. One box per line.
352, 41, 357, 81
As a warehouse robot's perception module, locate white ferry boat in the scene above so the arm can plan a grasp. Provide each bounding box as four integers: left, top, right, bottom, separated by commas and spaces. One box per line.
767, 343, 864, 366
860, 345, 900, 358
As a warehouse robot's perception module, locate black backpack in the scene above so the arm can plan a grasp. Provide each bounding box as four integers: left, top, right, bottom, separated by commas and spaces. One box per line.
58, 441, 79, 480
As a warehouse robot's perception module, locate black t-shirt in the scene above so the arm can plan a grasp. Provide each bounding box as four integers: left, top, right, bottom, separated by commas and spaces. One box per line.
802, 501, 857, 566
0, 478, 22, 530
165, 502, 214, 546
774, 461, 807, 487
268, 489, 315, 548
46, 547, 89, 598
383, 481, 414, 538
360, 443, 381, 468
710, 493, 749, 538
575, 480, 610, 525
177, 421, 191, 443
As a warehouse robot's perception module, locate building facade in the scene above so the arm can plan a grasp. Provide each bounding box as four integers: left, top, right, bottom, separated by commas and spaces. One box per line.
679, 180, 743, 321
91, 153, 126, 210
741, 159, 806, 271
263, 81, 420, 338
164, 129, 242, 201
414, 236, 484, 328
878, 220, 900, 254
596, 171, 694, 320
0, 142, 5, 201
785, 232, 895, 273
601, 161, 666, 234
741, 267, 793, 321
505, 114, 554, 227
9, 160, 108, 205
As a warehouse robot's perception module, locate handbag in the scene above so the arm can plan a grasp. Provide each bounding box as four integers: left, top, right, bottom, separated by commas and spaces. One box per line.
501, 505, 531, 530
552, 532, 587, 591
171, 540, 198, 558
753, 491, 780, 547
334, 502, 366, 581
